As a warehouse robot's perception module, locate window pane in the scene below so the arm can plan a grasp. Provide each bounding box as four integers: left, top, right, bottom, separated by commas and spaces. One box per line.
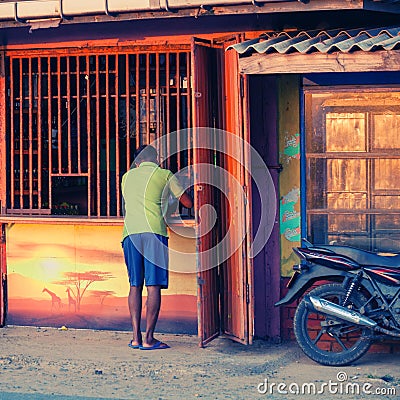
374, 159, 400, 190
327, 193, 367, 231
327, 159, 366, 192
373, 113, 400, 149
374, 195, 400, 230
326, 113, 366, 152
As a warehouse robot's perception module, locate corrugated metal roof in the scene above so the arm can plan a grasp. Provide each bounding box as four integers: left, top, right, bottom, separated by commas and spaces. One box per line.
229, 27, 400, 55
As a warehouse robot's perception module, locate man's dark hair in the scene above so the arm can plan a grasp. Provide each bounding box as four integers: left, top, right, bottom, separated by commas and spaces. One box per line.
133, 145, 158, 164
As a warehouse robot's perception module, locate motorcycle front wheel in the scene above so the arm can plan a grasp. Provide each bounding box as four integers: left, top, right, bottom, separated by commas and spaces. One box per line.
294, 283, 373, 366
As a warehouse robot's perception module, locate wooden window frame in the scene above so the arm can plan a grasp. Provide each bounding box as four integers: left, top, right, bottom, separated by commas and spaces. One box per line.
305, 86, 400, 252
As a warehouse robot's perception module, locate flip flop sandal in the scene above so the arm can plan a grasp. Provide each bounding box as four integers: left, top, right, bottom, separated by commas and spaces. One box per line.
128, 340, 141, 349
139, 341, 170, 350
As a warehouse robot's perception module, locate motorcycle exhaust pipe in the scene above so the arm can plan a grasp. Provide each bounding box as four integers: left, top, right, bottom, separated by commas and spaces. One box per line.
305, 295, 378, 328
305, 295, 400, 338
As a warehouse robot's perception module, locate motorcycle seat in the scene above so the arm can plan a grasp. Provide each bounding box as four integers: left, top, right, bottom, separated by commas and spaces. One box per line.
313, 244, 400, 268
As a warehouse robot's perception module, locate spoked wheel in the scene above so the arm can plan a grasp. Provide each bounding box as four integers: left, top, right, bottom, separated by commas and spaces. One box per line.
294, 283, 373, 366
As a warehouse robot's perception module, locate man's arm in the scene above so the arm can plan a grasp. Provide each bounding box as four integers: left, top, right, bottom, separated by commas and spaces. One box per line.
179, 191, 193, 209
168, 172, 193, 209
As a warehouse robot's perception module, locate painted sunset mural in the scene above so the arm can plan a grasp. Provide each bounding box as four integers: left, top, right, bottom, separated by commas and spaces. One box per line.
6, 224, 197, 333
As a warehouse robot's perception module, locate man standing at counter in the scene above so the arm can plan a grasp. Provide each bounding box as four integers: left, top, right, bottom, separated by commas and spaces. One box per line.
121, 144, 193, 350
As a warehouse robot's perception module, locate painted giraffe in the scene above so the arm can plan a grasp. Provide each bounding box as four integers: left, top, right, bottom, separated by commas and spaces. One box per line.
66, 287, 77, 312
42, 288, 62, 310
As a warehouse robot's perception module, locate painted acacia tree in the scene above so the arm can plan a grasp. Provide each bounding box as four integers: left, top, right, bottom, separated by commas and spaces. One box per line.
53, 271, 114, 311
89, 290, 116, 307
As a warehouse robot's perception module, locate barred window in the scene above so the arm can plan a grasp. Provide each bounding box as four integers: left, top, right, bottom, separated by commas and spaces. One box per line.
6, 49, 192, 217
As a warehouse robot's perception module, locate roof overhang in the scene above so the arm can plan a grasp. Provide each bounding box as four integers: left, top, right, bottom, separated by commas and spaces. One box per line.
0, 0, 400, 30
228, 27, 400, 74
238, 50, 400, 74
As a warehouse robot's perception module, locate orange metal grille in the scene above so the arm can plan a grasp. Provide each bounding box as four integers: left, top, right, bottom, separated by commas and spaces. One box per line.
6, 49, 192, 217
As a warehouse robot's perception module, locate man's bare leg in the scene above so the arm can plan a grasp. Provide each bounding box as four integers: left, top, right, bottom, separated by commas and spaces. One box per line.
128, 285, 143, 346
143, 285, 162, 347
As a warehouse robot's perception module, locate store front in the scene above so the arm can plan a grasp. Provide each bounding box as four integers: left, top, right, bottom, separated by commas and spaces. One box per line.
0, 33, 262, 346
0, 45, 198, 333
230, 27, 400, 338
1, 2, 400, 347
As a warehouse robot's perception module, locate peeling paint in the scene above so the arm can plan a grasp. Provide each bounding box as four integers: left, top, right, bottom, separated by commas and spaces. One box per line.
280, 187, 301, 242
281, 132, 300, 164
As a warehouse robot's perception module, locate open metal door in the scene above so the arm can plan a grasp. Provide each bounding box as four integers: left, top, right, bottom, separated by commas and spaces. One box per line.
192, 36, 253, 346
219, 36, 253, 344
192, 38, 221, 346
0, 52, 6, 327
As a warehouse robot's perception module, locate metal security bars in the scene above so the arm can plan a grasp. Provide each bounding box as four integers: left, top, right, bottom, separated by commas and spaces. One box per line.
6, 48, 192, 217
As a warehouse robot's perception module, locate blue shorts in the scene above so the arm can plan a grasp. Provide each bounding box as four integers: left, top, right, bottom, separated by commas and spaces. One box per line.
122, 233, 169, 289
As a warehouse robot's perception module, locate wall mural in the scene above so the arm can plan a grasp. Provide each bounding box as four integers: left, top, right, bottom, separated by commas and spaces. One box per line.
278, 76, 301, 277
6, 224, 197, 334
280, 187, 301, 242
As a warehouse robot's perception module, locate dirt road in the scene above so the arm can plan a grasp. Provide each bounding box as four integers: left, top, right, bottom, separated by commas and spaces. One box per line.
0, 326, 399, 399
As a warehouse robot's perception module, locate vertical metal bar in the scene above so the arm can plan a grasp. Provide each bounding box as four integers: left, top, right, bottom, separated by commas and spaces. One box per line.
28, 57, 33, 209
57, 56, 62, 173
156, 53, 160, 155
166, 53, 170, 169
146, 53, 150, 145
96, 55, 101, 216
125, 54, 130, 169
86, 55, 91, 216
300, 89, 307, 238
176, 52, 181, 171
135, 54, 140, 149
186, 51, 191, 168
0, 52, 6, 213
47, 56, 52, 211
76, 55, 81, 174
10, 58, 15, 210
242, 73, 254, 344
37, 57, 42, 208
115, 54, 120, 216
66, 56, 71, 174
19, 58, 23, 208
105, 55, 110, 216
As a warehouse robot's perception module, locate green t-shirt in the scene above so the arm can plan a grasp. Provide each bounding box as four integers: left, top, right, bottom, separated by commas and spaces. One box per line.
122, 162, 185, 239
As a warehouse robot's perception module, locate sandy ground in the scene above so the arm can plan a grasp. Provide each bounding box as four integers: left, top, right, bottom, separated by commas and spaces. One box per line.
0, 326, 399, 400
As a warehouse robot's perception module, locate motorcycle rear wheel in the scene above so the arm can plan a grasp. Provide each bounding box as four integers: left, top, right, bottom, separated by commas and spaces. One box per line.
294, 283, 373, 366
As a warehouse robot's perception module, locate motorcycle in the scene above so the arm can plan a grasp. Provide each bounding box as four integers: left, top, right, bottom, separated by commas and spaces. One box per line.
275, 239, 400, 366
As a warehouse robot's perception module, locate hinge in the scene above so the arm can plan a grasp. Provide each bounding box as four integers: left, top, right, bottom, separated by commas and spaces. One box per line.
240, 75, 244, 98
0, 225, 5, 244
246, 283, 250, 304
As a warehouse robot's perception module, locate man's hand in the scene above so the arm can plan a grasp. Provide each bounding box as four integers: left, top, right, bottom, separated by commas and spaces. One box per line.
179, 192, 193, 209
